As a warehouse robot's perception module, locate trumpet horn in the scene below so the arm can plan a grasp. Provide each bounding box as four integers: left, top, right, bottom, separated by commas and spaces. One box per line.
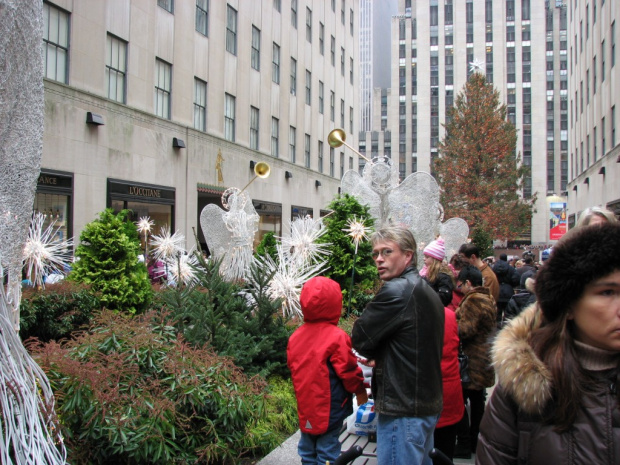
241, 161, 271, 192
326, 129, 371, 162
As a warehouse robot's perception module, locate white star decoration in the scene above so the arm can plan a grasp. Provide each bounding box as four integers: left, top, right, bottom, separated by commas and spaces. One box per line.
469, 59, 485, 73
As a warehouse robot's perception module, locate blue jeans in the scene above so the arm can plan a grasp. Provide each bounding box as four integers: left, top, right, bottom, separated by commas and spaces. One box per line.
298, 427, 342, 465
376, 413, 439, 465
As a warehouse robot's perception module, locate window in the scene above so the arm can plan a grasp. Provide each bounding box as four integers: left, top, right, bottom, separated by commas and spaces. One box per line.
43, 2, 69, 83
593, 57, 597, 94
196, 0, 208, 36
158, 0, 173, 13
272, 43, 280, 84
330, 91, 335, 121
341, 47, 345, 75
522, 0, 530, 20
193, 78, 207, 131
291, 0, 297, 28
350, 58, 354, 84
305, 70, 311, 105
602, 40, 606, 81
289, 126, 296, 163
304, 134, 311, 168
224, 93, 235, 141
318, 141, 324, 173
318, 81, 324, 113
271, 117, 279, 157
350, 9, 354, 35
106, 34, 127, 103
274, 0, 281, 12
331, 36, 336, 66
250, 106, 259, 150
340, 99, 345, 127
290, 58, 297, 95
154, 59, 171, 119
319, 23, 325, 55
306, 7, 312, 42
226, 6, 237, 55
341, 0, 345, 24
602, 117, 606, 155
613, 22, 616, 68
349, 106, 354, 133
330, 147, 335, 177
613, 106, 617, 147
251, 26, 260, 70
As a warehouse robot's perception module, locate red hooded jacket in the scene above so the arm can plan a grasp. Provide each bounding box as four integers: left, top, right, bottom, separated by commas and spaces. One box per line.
287, 277, 365, 435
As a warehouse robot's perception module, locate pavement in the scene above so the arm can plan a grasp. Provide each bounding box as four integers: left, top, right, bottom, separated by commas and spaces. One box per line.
256, 429, 476, 465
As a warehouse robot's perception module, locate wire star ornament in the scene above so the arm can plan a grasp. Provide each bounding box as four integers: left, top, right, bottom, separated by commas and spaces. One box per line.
469, 58, 485, 73
136, 216, 154, 234
149, 226, 186, 262
166, 247, 200, 286
281, 215, 330, 267
255, 245, 327, 319
343, 216, 372, 253
23, 212, 73, 287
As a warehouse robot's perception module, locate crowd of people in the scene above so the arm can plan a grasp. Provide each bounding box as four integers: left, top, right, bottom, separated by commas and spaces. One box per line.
287, 205, 620, 465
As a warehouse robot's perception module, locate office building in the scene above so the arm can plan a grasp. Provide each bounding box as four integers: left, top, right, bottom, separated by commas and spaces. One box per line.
38, 0, 359, 250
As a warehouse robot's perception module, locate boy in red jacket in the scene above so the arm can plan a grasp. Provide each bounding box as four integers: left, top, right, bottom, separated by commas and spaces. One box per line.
288, 276, 368, 465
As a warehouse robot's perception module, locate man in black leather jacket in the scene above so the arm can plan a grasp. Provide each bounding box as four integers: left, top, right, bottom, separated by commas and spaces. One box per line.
352, 226, 445, 465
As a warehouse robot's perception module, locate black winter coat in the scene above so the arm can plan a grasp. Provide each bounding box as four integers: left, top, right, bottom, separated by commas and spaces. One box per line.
492, 260, 519, 304
352, 266, 444, 417
426, 271, 454, 306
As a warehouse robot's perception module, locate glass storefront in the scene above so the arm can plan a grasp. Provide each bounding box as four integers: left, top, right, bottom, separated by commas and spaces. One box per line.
34, 170, 73, 242
291, 205, 313, 220
108, 179, 175, 253
253, 200, 282, 247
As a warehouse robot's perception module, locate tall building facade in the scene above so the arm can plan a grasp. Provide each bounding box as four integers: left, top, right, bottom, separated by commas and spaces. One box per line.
38, 0, 359, 249
360, 0, 576, 245
566, 0, 620, 224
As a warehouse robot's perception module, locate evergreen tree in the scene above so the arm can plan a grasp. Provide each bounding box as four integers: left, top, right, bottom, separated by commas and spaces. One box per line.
318, 194, 377, 314
69, 209, 152, 314
435, 72, 536, 241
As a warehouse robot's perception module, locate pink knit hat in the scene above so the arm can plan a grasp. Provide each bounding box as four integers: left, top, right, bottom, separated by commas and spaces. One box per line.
424, 237, 445, 261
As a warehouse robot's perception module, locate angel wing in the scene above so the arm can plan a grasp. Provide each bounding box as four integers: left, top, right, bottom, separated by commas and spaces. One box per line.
439, 218, 470, 262
387, 172, 442, 265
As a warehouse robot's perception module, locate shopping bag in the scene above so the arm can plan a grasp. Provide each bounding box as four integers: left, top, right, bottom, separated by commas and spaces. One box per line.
346, 398, 377, 436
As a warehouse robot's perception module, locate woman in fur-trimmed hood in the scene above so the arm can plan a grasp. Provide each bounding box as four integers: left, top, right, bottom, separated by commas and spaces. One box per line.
476, 222, 620, 465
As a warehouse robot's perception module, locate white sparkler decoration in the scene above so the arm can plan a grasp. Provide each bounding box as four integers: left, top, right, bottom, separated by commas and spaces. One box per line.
149, 226, 186, 262
23, 212, 73, 287
136, 216, 154, 235
256, 246, 327, 318
343, 216, 372, 254
281, 215, 330, 267
166, 248, 200, 286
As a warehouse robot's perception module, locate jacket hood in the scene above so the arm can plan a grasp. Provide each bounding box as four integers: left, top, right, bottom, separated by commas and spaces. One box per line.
299, 276, 343, 324
492, 303, 553, 415
492, 259, 511, 278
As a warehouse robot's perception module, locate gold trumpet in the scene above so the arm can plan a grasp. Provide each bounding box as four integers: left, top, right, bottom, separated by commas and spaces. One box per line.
241, 161, 271, 191
327, 128, 371, 162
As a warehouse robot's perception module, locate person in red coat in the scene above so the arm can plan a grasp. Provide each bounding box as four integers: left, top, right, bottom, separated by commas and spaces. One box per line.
432, 308, 465, 462
288, 276, 368, 465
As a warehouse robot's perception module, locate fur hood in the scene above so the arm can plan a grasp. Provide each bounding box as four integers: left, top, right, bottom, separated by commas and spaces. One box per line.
492, 303, 553, 415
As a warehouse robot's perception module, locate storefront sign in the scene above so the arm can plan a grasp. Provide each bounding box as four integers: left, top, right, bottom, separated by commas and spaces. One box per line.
549, 202, 567, 240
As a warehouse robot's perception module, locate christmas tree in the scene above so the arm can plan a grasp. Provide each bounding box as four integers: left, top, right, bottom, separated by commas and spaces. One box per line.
435, 72, 536, 241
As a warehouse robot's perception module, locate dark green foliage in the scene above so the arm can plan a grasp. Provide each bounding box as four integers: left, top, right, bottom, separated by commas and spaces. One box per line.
255, 231, 278, 261
246, 376, 299, 452
29, 310, 271, 464
160, 254, 293, 379
69, 209, 152, 314
19, 281, 102, 342
471, 225, 494, 260
318, 194, 378, 315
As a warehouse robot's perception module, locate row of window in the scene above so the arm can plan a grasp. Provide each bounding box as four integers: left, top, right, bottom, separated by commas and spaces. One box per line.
43, 2, 355, 177
572, 105, 616, 178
